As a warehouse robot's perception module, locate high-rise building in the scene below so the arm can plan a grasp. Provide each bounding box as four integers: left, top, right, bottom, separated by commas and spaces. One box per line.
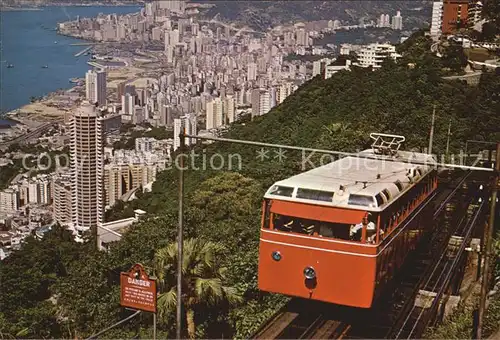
53, 173, 72, 226
121, 93, 136, 115
251, 89, 261, 118
442, 0, 470, 34
152, 27, 163, 41
247, 62, 257, 81
205, 98, 224, 130
259, 90, 271, 116
378, 14, 391, 27
226, 96, 236, 124
391, 11, 403, 30
174, 114, 197, 151
170, 29, 180, 45
277, 83, 294, 104
467, 0, 483, 28
0, 188, 19, 215
160, 104, 174, 127
431, 1, 444, 39
104, 163, 157, 208
70, 102, 104, 234
296, 28, 308, 46
85, 69, 107, 107
164, 31, 171, 51
27, 175, 52, 205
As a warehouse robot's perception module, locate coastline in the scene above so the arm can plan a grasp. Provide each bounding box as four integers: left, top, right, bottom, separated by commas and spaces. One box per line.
0, 7, 44, 12
1, 4, 140, 128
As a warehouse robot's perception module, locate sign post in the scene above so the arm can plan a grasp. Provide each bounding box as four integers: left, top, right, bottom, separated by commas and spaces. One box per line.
120, 264, 157, 338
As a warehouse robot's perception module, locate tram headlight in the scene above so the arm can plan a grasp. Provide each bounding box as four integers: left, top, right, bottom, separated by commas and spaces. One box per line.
271, 251, 281, 261
304, 266, 316, 280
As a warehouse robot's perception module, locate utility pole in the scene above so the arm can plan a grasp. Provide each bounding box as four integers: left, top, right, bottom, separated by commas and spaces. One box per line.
445, 119, 452, 157
176, 130, 185, 340
476, 143, 500, 339
428, 104, 436, 155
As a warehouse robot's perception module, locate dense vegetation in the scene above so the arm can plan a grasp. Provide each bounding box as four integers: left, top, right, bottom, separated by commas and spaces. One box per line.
0, 144, 69, 189
112, 124, 173, 150
1, 31, 499, 338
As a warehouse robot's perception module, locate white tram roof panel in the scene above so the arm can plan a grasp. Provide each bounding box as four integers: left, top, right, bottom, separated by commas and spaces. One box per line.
264, 149, 437, 212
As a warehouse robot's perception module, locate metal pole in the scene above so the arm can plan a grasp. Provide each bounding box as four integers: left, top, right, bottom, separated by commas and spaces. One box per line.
428, 104, 436, 155
176, 129, 185, 340
86, 310, 141, 340
445, 119, 452, 156
153, 313, 156, 340
476, 143, 499, 339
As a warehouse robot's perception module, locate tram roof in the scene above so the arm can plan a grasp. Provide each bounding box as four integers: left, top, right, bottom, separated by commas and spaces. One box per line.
264, 149, 437, 212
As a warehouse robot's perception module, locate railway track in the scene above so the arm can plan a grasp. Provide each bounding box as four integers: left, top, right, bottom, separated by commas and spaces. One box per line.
250, 170, 489, 340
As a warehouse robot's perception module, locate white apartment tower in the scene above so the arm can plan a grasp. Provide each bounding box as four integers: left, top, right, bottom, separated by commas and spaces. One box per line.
174, 114, 197, 151
0, 189, 19, 215
226, 96, 236, 124
391, 11, 403, 30
247, 62, 257, 81
430, 1, 444, 40
206, 98, 224, 130
70, 102, 104, 233
85, 69, 107, 107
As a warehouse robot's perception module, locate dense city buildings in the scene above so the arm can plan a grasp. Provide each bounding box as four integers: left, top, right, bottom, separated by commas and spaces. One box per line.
0, 0, 425, 258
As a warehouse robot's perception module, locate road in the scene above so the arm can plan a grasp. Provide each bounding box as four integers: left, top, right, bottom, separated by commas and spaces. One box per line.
0, 121, 60, 148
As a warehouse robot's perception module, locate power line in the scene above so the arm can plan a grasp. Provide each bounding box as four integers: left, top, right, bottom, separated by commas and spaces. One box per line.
183, 134, 494, 172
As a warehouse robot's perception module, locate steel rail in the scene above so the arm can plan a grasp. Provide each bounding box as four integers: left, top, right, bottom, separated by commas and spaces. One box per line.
433, 171, 472, 218
393, 187, 478, 339
407, 200, 486, 339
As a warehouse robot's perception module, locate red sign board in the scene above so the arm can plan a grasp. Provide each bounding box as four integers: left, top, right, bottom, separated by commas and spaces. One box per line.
120, 263, 157, 313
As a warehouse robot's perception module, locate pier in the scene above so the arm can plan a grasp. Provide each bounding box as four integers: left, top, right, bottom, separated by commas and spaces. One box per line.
75, 46, 93, 57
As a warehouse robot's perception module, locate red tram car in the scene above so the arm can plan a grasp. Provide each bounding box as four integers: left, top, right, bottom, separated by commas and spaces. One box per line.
257, 134, 438, 308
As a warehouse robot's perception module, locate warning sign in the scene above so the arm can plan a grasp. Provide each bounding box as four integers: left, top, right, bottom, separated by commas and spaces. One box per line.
120, 263, 157, 313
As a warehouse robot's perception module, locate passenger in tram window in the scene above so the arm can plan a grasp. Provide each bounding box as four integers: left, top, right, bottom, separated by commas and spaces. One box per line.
350, 215, 376, 242
349, 223, 362, 241
319, 224, 334, 237
273, 214, 294, 232
300, 219, 316, 235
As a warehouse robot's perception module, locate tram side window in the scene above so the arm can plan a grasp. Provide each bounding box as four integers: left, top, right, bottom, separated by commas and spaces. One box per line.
272, 214, 351, 240
319, 222, 351, 240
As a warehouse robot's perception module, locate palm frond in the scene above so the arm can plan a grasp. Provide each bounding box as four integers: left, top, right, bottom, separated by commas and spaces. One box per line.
222, 286, 243, 306
157, 287, 177, 321
195, 277, 223, 306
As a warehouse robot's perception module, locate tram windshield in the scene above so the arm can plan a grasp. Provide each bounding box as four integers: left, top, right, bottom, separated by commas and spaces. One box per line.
272, 214, 351, 241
